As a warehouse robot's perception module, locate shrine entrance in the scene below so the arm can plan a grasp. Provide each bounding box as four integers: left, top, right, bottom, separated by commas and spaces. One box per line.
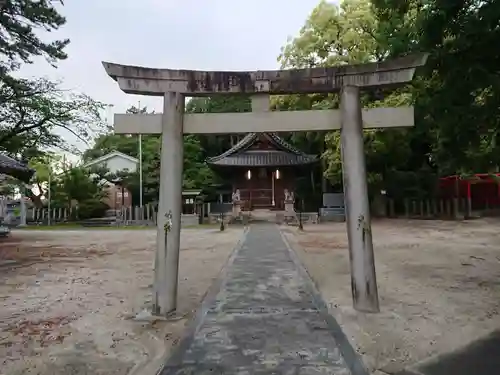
206, 132, 318, 211
102, 53, 427, 315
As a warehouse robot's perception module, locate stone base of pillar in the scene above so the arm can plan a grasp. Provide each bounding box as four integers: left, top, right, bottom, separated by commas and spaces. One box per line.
232, 201, 242, 217
284, 200, 295, 214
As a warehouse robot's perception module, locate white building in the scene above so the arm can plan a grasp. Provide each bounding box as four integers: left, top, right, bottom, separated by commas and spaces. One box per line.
82, 151, 138, 174
83, 151, 139, 209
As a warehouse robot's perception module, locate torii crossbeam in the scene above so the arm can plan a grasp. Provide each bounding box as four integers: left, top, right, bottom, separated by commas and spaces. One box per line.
102, 53, 428, 315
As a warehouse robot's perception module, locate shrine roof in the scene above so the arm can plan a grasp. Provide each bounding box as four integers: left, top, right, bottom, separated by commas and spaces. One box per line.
0, 154, 34, 183
206, 133, 318, 167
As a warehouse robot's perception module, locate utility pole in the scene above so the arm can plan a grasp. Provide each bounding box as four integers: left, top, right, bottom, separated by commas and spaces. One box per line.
138, 101, 143, 209
47, 165, 51, 226
19, 185, 27, 227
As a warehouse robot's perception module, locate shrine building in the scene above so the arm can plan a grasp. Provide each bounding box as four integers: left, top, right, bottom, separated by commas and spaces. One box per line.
206, 133, 318, 211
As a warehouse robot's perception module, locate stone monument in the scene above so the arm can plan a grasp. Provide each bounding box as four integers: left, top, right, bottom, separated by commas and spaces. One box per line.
231, 189, 242, 217
284, 189, 295, 214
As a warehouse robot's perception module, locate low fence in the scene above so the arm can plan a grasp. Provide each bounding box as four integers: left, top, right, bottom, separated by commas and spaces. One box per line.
22, 204, 202, 227
374, 197, 500, 220
11, 197, 495, 227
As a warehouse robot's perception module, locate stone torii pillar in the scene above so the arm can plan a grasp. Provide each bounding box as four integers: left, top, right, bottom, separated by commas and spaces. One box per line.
102, 53, 427, 314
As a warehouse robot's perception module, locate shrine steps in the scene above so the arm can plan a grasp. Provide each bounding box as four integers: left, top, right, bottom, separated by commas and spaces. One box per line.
248, 209, 277, 223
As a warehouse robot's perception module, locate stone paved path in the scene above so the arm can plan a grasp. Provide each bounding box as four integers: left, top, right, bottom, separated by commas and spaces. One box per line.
161, 225, 366, 375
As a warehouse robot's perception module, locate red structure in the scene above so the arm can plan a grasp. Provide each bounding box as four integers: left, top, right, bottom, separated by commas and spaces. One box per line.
439, 173, 500, 210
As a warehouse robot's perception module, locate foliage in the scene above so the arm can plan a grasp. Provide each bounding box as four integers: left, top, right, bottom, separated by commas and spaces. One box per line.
22, 154, 109, 219
83, 105, 219, 204
279, 0, 382, 68
25, 153, 60, 206
0, 0, 68, 73
44, 164, 109, 219
0, 76, 107, 156
186, 96, 251, 156
52, 166, 109, 219
372, 0, 500, 178
276, 0, 441, 198
0, 0, 107, 163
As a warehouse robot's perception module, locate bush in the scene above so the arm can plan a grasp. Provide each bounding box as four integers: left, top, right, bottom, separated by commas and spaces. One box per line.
71, 200, 110, 220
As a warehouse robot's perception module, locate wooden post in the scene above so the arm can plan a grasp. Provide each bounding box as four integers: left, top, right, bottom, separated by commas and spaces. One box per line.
404, 198, 410, 217
425, 200, 431, 218
465, 197, 472, 219
453, 198, 460, 220
466, 181, 472, 219
389, 199, 395, 217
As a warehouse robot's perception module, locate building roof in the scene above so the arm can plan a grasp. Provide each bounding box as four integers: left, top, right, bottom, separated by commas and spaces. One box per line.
83, 151, 138, 168
206, 133, 317, 167
0, 154, 34, 183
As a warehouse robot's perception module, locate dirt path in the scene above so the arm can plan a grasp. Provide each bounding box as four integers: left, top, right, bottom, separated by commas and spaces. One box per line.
0, 228, 244, 375
283, 218, 500, 373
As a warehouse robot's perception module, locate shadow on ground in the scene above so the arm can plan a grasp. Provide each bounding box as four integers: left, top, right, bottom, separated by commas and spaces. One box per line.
393, 330, 500, 375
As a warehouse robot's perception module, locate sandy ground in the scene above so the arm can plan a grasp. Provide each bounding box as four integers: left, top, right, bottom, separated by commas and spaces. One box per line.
0, 227, 244, 375
282, 218, 500, 374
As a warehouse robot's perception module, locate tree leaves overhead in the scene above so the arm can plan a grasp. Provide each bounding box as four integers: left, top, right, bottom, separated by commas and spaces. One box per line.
0, 76, 107, 156
279, 0, 382, 69
0, 0, 69, 72
83, 104, 223, 205
277, 0, 440, 197
373, 0, 500, 176
0, 0, 107, 162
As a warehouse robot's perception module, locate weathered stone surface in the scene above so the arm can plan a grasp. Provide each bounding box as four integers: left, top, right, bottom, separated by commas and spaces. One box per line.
161, 225, 366, 374
102, 54, 428, 96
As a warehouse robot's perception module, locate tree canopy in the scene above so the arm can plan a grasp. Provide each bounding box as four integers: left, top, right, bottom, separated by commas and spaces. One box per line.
274, 0, 500, 199
0, 0, 68, 73
0, 0, 107, 160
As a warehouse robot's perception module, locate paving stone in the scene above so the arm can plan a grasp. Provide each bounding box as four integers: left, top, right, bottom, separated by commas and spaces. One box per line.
161, 225, 365, 375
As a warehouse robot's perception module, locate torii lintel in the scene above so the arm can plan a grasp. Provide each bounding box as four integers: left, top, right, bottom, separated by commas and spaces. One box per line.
101, 53, 428, 97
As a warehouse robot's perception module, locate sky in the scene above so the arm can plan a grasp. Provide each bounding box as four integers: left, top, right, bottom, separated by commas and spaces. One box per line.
20, 0, 326, 122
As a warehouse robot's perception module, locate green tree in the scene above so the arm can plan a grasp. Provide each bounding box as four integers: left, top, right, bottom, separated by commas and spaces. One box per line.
0, 77, 107, 156
0, 1, 108, 161
83, 104, 219, 204
279, 0, 383, 68
372, 0, 500, 177
25, 153, 61, 207
186, 96, 251, 155
277, 0, 437, 198
48, 165, 109, 219
0, 0, 68, 74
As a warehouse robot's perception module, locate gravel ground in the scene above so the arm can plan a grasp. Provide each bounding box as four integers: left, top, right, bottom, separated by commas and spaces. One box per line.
0, 227, 244, 375
282, 218, 500, 374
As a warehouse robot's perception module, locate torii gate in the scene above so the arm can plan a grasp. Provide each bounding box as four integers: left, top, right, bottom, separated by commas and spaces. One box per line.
102, 53, 427, 315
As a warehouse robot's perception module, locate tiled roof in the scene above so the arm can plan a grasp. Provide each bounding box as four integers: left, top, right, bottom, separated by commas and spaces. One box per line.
0, 154, 35, 182
208, 150, 316, 166
206, 133, 317, 167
